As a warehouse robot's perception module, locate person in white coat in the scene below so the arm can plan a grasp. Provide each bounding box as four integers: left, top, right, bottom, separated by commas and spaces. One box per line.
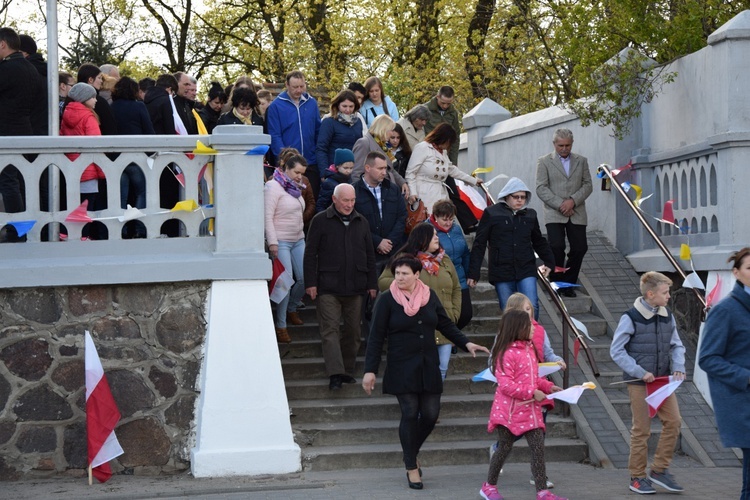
405, 123, 482, 214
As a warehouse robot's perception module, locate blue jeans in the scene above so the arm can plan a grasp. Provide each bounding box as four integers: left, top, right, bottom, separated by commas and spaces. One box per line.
275, 239, 305, 328
494, 276, 539, 320
120, 163, 146, 209
437, 344, 452, 380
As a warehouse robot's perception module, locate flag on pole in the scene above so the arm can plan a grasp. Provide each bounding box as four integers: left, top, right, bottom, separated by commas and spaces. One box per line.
269, 259, 294, 304
454, 179, 487, 220
645, 376, 683, 418
169, 95, 188, 136
85, 331, 124, 483
546, 382, 596, 404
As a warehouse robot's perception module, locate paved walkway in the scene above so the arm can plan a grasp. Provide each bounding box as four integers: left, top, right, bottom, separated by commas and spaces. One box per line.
4, 462, 742, 499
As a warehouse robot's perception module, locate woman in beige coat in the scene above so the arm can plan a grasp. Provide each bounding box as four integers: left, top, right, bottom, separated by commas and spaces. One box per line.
378, 223, 462, 380
405, 123, 482, 214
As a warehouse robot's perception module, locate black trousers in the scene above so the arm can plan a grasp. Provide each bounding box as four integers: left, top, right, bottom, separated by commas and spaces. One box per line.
546, 221, 587, 285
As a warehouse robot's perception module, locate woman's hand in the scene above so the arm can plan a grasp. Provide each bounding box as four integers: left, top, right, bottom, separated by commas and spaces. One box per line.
362, 372, 376, 395
533, 389, 547, 402
268, 244, 278, 259
466, 342, 490, 357
401, 183, 411, 199
538, 265, 550, 278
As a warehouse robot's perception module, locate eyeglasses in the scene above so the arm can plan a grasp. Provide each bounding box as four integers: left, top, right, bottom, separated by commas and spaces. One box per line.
509, 194, 527, 201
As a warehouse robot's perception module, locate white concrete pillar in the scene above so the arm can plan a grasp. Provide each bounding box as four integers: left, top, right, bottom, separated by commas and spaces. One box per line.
191, 280, 300, 477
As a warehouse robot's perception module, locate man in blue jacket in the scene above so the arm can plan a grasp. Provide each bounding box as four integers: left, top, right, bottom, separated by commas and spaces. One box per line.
266, 70, 322, 197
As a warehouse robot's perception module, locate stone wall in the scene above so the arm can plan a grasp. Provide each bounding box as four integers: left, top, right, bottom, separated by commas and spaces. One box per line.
0, 282, 209, 479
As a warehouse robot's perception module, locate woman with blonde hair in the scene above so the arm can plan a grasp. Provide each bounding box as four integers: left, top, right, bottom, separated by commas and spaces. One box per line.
352, 114, 410, 197
360, 76, 400, 127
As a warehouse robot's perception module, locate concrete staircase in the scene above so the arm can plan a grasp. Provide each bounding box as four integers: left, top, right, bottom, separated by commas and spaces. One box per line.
280, 282, 589, 471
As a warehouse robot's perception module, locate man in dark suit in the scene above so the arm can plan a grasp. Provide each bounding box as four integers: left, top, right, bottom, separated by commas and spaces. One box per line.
535, 128, 593, 296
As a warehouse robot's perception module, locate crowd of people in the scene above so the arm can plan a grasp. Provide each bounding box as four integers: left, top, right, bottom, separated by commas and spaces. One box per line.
3, 27, 747, 500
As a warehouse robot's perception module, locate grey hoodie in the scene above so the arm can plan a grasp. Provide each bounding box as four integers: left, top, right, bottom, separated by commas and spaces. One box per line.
497, 177, 531, 209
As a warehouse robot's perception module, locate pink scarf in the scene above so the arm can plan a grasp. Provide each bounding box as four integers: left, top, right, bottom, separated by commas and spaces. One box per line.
389, 279, 430, 316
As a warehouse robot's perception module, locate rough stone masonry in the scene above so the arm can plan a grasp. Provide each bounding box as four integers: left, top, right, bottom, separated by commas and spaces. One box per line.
0, 282, 209, 479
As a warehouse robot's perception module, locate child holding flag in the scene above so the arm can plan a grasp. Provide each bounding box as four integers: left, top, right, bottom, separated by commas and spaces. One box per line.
610, 271, 686, 495
481, 310, 565, 500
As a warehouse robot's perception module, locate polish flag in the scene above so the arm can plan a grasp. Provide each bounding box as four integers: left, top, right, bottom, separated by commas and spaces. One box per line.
85, 331, 124, 483
269, 258, 294, 304
169, 95, 188, 136
454, 179, 487, 219
645, 376, 683, 418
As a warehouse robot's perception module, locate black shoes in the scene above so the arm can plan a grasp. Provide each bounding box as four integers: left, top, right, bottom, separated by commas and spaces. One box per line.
329, 375, 343, 390
340, 375, 356, 384
560, 288, 577, 298
407, 470, 423, 490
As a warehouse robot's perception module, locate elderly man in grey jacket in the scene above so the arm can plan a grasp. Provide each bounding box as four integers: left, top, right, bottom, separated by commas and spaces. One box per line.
535, 128, 593, 297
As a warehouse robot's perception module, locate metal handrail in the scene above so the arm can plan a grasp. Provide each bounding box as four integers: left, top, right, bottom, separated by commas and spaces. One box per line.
475, 181, 600, 381
597, 164, 707, 312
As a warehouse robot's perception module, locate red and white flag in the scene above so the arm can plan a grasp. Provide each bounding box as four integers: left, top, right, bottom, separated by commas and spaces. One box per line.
269, 258, 294, 304
454, 179, 487, 220
645, 375, 683, 418
85, 331, 124, 483
169, 95, 188, 136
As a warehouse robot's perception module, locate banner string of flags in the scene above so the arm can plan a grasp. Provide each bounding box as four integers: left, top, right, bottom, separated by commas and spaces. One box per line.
597, 161, 715, 301
1, 141, 270, 237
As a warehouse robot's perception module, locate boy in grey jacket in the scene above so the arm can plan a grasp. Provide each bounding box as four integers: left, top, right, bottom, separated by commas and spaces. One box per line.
610, 271, 686, 495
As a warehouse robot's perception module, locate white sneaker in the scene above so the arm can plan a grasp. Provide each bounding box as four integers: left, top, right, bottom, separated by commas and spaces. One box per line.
531, 477, 554, 489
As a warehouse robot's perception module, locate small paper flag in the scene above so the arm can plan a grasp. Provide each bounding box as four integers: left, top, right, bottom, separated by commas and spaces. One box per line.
245, 145, 270, 155
706, 275, 722, 307
682, 272, 705, 290
65, 200, 92, 223
680, 243, 691, 260
117, 205, 147, 222
472, 166, 494, 175
172, 165, 186, 188
550, 281, 580, 291
146, 156, 155, 170
472, 368, 497, 383
662, 200, 675, 224
573, 338, 580, 365
570, 316, 594, 342
645, 376, 683, 418
610, 161, 632, 177
538, 362, 563, 377
193, 140, 218, 155
554, 266, 570, 273
171, 200, 199, 212
546, 382, 596, 404
7, 220, 35, 237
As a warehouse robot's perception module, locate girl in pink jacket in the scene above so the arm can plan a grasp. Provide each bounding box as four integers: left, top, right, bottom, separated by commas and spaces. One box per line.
480, 310, 566, 500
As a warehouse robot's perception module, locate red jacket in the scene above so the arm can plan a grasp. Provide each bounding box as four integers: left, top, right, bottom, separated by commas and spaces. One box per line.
61, 102, 105, 182
488, 340, 555, 436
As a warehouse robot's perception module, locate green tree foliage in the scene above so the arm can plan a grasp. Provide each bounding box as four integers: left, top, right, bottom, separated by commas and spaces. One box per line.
12, 0, 750, 135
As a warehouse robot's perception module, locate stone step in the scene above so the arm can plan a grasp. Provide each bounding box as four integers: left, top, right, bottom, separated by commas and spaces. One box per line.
300, 437, 588, 471
281, 316, 503, 342
281, 354, 493, 380
285, 374, 496, 400
278, 331, 499, 359
546, 293, 593, 315
289, 394, 494, 423
294, 415, 577, 447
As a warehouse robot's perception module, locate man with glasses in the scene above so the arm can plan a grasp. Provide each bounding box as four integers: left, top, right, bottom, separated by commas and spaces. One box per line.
536, 128, 593, 297
467, 177, 554, 319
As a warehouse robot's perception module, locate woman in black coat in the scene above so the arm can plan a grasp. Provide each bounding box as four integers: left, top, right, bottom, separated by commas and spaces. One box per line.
363, 255, 488, 490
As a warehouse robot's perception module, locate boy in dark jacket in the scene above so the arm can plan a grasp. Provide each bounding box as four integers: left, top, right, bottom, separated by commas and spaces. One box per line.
610, 271, 686, 495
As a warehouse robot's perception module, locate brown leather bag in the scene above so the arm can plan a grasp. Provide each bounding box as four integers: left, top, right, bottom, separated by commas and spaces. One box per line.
405, 198, 428, 234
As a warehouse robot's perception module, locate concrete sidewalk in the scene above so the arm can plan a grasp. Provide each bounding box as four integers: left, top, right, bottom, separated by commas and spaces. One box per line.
4, 462, 741, 500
